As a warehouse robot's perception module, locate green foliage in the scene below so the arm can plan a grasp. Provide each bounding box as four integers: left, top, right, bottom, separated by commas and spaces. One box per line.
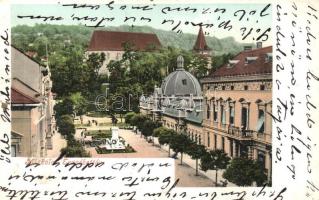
56, 115, 75, 136
187, 143, 206, 160
223, 157, 267, 186
170, 134, 192, 164
200, 149, 230, 185
212, 53, 234, 72
140, 120, 161, 137
186, 143, 207, 175
153, 126, 169, 137
158, 129, 175, 146
61, 136, 91, 157
130, 114, 148, 130
54, 98, 74, 119
69, 92, 87, 116
124, 112, 136, 124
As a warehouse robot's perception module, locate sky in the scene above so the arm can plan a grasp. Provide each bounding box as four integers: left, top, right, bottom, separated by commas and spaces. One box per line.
11, 3, 272, 45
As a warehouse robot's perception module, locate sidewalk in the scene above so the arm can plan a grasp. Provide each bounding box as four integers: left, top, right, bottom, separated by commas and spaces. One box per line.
85, 129, 214, 187
46, 131, 67, 158
159, 142, 237, 187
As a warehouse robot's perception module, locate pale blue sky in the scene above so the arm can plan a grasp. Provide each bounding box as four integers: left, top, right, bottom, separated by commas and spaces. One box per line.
11, 3, 272, 45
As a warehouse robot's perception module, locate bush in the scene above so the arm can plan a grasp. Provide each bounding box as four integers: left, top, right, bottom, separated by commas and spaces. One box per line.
57, 114, 75, 136
124, 112, 136, 124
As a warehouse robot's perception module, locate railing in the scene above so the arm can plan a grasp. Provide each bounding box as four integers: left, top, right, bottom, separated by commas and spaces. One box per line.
227, 125, 271, 143
227, 125, 253, 139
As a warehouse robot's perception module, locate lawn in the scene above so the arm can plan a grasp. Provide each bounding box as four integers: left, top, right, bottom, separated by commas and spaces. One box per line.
85, 129, 112, 139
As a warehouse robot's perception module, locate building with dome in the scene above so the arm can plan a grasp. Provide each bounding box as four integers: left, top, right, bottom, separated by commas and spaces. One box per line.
139, 55, 204, 141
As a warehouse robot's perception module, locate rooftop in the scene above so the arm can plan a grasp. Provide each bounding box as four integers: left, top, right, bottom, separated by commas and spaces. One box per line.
87, 30, 162, 51
193, 26, 211, 51
209, 46, 272, 78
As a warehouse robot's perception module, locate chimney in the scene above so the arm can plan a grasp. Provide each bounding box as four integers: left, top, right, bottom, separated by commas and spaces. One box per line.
244, 45, 252, 51
256, 42, 262, 48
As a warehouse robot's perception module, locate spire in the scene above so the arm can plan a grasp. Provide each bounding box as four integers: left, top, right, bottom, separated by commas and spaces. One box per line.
193, 26, 211, 51
177, 55, 184, 70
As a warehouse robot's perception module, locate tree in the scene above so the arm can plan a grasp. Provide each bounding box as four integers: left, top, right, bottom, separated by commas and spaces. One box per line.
170, 134, 192, 165
141, 119, 155, 138
124, 112, 136, 125
158, 129, 175, 156
69, 92, 87, 116
186, 143, 206, 176
61, 135, 91, 157
211, 53, 234, 72
223, 157, 267, 186
54, 98, 74, 119
130, 114, 148, 131
56, 114, 75, 137
200, 149, 230, 186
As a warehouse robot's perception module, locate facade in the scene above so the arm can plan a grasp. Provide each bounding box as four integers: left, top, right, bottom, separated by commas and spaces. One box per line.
139, 26, 272, 182
11, 46, 54, 157
201, 45, 272, 180
87, 30, 162, 75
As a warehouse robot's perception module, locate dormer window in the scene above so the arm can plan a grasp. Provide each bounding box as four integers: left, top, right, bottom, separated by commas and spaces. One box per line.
182, 79, 187, 85
227, 60, 239, 68
245, 56, 258, 64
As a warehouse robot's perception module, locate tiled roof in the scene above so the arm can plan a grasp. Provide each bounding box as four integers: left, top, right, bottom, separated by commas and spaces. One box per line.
210, 46, 272, 77
11, 87, 40, 104
193, 26, 211, 51
87, 30, 162, 51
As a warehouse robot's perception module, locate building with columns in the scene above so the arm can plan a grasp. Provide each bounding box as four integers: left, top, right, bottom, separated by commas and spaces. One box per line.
201, 45, 272, 180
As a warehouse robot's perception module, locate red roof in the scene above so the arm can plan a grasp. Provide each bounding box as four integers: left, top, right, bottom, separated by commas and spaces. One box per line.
211, 46, 272, 77
11, 87, 40, 104
87, 30, 162, 51
193, 26, 211, 51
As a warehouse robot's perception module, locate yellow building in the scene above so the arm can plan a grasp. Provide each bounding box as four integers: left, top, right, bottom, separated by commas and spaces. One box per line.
11, 46, 54, 157
201, 45, 272, 180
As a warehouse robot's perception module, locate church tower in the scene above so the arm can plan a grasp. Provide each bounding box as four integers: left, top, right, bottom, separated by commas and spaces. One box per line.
193, 26, 213, 69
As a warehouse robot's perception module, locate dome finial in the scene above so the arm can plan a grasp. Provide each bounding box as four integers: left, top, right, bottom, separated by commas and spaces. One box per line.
177, 55, 184, 69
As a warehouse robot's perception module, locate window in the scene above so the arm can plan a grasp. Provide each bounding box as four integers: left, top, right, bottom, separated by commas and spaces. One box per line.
222, 86, 225, 90
231, 85, 234, 90
213, 103, 218, 121
207, 132, 210, 147
214, 134, 217, 149
206, 104, 210, 119
222, 137, 225, 151
221, 105, 226, 125
260, 85, 265, 90
241, 107, 249, 130
229, 106, 235, 125
257, 109, 265, 133
182, 79, 187, 85
199, 135, 201, 145
258, 151, 266, 169
244, 85, 248, 90
229, 139, 233, 157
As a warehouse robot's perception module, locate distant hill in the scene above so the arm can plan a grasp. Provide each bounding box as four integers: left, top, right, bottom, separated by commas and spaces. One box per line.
12, 24, 248, 56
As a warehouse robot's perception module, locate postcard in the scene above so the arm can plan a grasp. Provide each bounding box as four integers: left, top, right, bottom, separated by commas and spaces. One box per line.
0, 0, 318, 199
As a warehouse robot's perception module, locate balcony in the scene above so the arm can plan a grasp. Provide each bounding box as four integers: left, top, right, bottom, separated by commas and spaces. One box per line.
227, 125, 253, 139
227, 125, 271, 144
